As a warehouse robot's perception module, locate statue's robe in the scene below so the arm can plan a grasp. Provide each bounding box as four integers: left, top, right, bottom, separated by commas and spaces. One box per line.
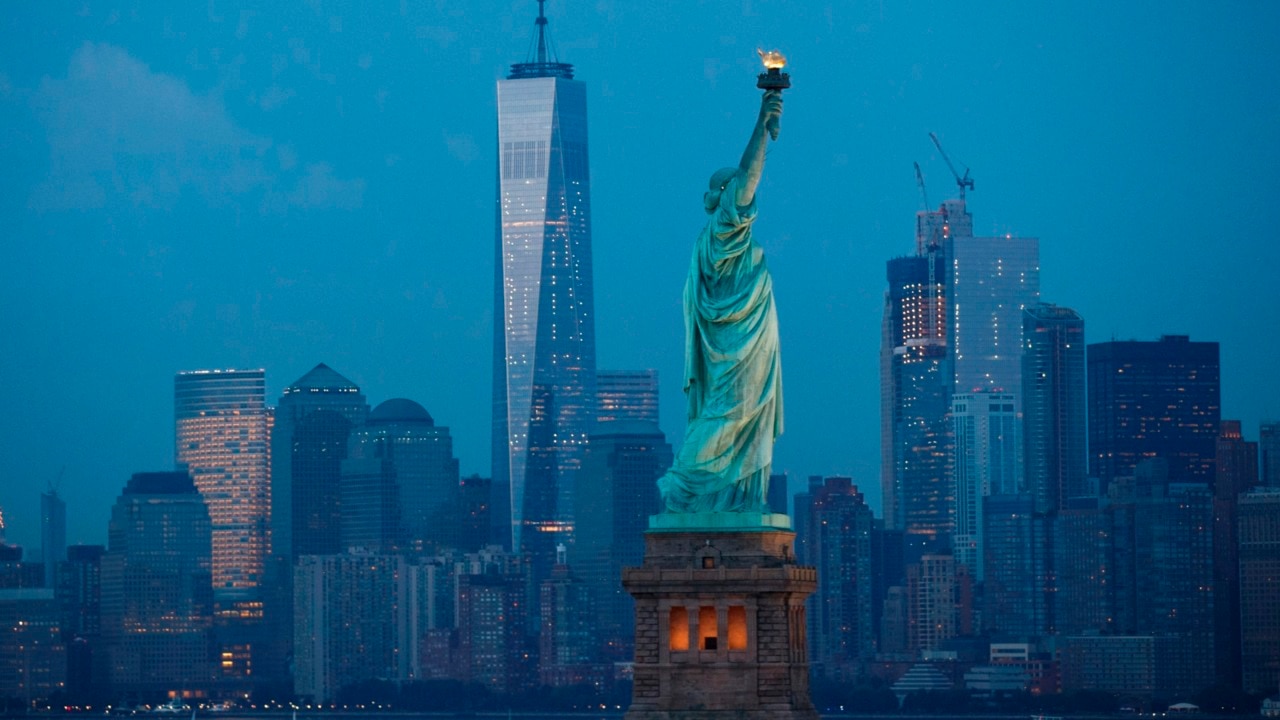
658, 175, 783, 513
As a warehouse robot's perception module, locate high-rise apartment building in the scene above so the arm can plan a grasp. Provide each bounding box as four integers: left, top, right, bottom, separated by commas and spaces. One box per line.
293, 552, 409, 702
1087, 336, 1220, 491
907, 553, 957, 653
798, 477, 874, 681
101, 472, 213, 696
174, 369, 270, 602
341, 398, 460, 555
1021, 303, 1087, 513
492, 4, 597, 579
596, 370, 659, 425
455, 546, 529, 694
40, 488, 65, 588
272, 363, 369, 561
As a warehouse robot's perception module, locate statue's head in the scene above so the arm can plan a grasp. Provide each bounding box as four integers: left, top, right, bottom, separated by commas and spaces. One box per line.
703, 167, 737, 214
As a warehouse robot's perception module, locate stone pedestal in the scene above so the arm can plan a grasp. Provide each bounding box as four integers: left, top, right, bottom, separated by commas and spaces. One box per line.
623, 518, 819, 720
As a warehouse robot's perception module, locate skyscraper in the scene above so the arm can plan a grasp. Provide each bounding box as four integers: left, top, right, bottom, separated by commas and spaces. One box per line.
1087, 335, 1220, 491
881, 251, 952, 540
798, 477, 874, 681
40, 488, 65, 588
341, 398, 460, 555
1238, 489, 1280, 695
272, 363, 369, 561
174, 369, 270, 602
943, 202, 1040, 396
1021, 303, 1087, 513
951, 391, 1020, 577
100, 472, 213, 696
571, 420, 670, 660
596, 370, 659, 425
293, 552, 409, 702
1212, 420, 1259, 688
492, 4, 597, 579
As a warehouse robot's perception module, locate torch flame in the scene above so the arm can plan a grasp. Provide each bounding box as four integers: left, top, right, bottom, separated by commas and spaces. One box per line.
757, 48, 787, 70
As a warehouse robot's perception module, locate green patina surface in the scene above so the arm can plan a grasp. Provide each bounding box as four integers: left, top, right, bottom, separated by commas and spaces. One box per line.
647, 511, 791, 532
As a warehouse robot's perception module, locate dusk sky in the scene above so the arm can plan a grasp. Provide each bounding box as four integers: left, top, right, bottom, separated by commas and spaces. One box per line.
2, 1, 1278, 550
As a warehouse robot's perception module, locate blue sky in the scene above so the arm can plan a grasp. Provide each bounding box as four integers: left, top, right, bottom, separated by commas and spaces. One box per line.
2, 1, 1278, 549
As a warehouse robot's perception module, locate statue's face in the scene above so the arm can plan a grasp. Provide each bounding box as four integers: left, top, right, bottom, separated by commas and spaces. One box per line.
704, 167, 737, 213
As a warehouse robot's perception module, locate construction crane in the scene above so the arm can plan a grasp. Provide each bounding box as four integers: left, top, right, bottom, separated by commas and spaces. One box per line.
929, 132, 974, 201
913, 161, 932, 212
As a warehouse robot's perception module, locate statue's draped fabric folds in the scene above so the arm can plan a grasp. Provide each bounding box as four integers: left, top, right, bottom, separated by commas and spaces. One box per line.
658, 174, 783, 513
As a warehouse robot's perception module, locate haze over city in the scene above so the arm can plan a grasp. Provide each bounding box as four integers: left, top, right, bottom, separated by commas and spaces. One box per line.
2, 0, 1278, 551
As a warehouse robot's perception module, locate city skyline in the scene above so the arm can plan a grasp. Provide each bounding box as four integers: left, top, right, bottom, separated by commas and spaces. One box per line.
4, 2, 1280, 549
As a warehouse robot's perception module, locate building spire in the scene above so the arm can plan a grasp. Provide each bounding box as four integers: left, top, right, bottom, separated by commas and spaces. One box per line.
508, 0, 574, 80
536, 0, 548, 64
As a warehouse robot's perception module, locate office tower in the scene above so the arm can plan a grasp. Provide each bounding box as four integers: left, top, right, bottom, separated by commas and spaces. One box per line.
293, 552, 409, 702
1213, 420, 1258, 688
906, 553, 957, 653
492, 3, 597, 580
0, 588, 64, 704
1261, 421, 1280, 488
174, 369, 270, 603
56, 544, 103, 701
455, 546, 529, 694
1022, 303, 1087, 513
1054, 497, 1114, 636
799, 477, 874, 681
943, 205, 1040, 397
341, 398, 460, 555
273, 363, 369, 562
951, 391, 1020, 577
100, 472, 213, 696
1238, 490, 1280, 695
881, 252, 953, 541
571, 420, 669, 660
596, 370, 659, 425
40, 488, 65, 588
1131, 461, 1215, 695
981, 493, 1047, 636
456, 475, 493, 552
1087, 335, 1220, 492
538, 547, 600, 687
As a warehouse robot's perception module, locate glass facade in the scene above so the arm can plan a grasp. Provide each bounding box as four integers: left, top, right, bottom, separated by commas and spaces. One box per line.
101, 472, 213, 694
943, 200, 1040, 396
881, 253, 953, 539
174, 369, 270, 602
1087, 335, 1220, 490
492, 48, 597, 576
272, 363, 369, 561
570, 421, 669, 661
341, 398, 460, 555
951, 391, 1021, 578
1021, 304, 1086, 514
596, 369, 659, 426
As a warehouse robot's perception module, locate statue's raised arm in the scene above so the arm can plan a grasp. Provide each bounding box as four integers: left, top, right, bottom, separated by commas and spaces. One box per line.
656, 87, 786, 522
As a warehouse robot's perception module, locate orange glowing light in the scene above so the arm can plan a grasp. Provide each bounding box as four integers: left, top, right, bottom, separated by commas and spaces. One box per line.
757, 48, 787, 70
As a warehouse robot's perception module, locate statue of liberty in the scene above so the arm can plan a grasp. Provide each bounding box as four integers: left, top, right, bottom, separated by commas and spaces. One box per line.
657, 88, 785, 516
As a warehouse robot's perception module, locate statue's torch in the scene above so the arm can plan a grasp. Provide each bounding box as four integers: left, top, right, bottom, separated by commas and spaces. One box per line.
756, 49, 789, 140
